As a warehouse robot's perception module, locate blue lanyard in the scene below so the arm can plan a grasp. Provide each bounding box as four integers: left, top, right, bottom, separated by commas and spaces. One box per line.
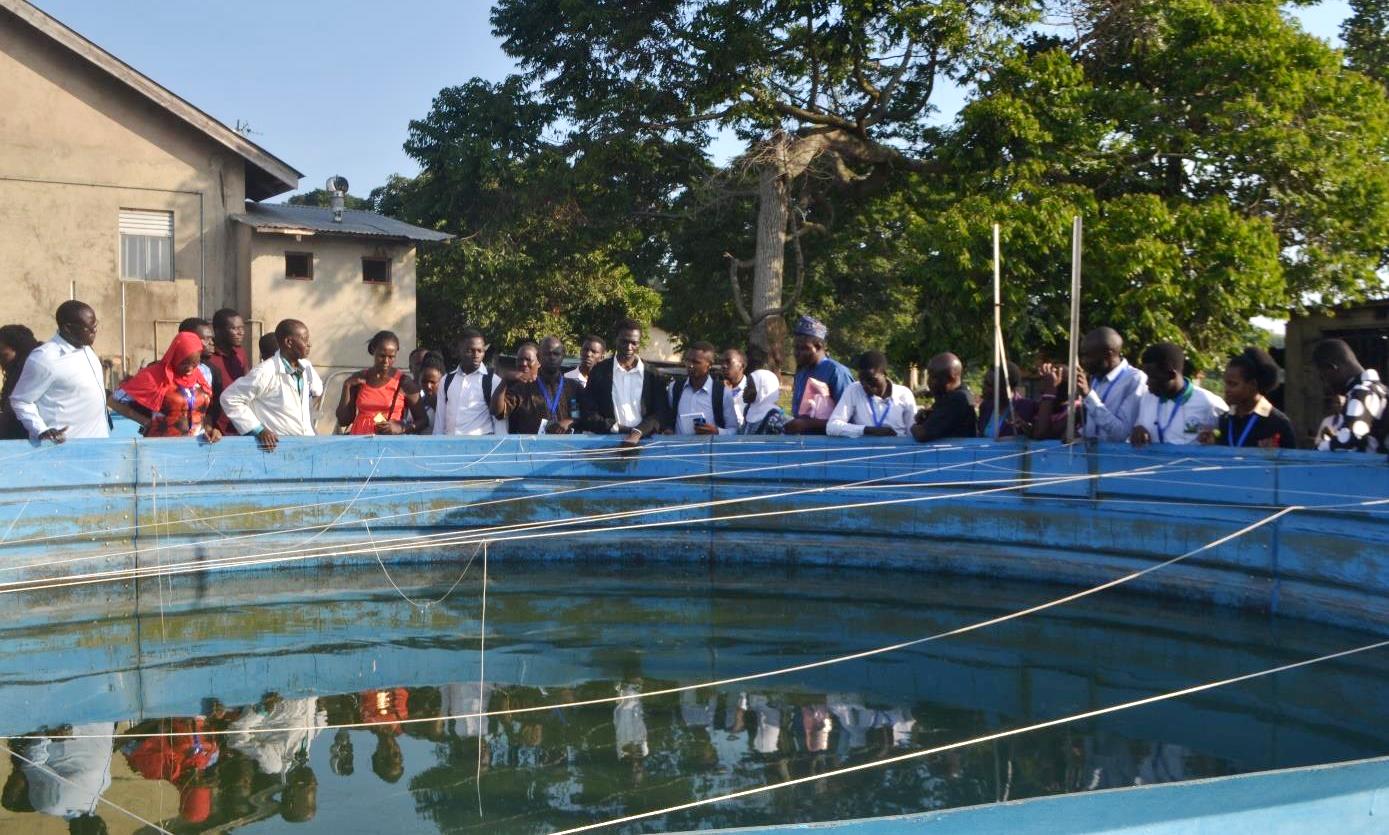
986, 401, 1012, 438
1098, 367, 1128, 403
179, 385, 198, 418
536, 377, 563, 417
1155, 381, 1193, 443
1229, 413, 1259, 447
866, 392, 891, 427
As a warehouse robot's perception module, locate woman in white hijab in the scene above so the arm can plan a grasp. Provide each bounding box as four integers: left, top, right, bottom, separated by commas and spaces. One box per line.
739, 369, 786, 434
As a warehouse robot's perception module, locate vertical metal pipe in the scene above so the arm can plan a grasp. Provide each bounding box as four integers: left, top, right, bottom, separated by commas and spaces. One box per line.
1065, 215, 1083, 442
120, 280, 128, 377
992, 223, 1003, 439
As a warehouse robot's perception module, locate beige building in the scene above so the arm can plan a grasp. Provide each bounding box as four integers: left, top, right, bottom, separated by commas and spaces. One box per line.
0, 0, 448, 426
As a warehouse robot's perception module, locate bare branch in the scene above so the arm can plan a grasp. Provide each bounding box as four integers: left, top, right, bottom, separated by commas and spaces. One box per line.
864, 39, 917, 127
725, 252, 754, 325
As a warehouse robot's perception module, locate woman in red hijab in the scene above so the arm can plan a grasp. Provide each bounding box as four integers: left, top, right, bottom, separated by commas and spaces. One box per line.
109, 332, 222, 440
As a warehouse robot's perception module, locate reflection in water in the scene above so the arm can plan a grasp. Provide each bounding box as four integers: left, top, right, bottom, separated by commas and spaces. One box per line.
0, 564, 1387, 832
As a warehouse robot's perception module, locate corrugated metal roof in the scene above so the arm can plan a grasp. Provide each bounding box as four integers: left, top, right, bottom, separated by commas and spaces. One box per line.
234, 202, 454, 243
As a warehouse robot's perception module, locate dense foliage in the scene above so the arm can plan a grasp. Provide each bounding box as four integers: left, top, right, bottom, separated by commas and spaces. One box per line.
382, 0, 1389, 372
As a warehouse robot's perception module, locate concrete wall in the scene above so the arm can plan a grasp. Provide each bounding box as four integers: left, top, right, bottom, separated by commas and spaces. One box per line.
0, 9, 248, 376
1285, 302, 1389, 447
246, 231, 418, 431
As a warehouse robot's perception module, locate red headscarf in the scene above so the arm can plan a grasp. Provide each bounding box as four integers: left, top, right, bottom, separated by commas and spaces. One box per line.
119, 332, 210, 412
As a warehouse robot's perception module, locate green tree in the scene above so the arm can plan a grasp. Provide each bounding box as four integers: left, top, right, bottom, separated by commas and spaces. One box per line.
373, 78, 670, 352
491, 0, 1038, 369
1345, 0, 1389, 87
901, 0, 1389, 370
285, 188, 373, 210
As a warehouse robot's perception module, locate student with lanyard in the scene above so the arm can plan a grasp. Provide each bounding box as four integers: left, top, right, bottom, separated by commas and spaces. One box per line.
219, 319, 318, 451
110, 331, 221, 441
336, 330, 429, 435
827, 350, 918, 438
1077, 326, 1147, 442
1198, 348, 1296, 449
491, 337, 581, 433
1130, 342, 1227, 447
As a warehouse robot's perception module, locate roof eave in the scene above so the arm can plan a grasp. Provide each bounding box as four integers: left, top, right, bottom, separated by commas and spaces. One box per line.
2, 0, 302, 198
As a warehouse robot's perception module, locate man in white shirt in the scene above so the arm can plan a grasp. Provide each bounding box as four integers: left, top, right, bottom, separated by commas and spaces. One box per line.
219, 319, 318, 450
563, 335, 606, 389
1131, 342, 1227, 446
668, 341, 733, 435
828, 350, 918, 438
13, 723, 115, 822
1078, 326, 1147, 442
720, 348, 749, 431
577, 319, 667, 444
432, 328, 501, 436
10, 300, 110, 442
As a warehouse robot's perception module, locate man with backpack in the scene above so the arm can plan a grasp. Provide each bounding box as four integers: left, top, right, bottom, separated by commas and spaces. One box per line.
432, 328, 503, 436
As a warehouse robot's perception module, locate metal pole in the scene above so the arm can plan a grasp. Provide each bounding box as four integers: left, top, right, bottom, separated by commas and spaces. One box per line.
1064, 215, 1083, 442
120, 280, 128, 377
992, 223, 1003, 439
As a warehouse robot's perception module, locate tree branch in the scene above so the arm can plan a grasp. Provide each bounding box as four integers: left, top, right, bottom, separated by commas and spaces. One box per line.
725, 251, 755, 325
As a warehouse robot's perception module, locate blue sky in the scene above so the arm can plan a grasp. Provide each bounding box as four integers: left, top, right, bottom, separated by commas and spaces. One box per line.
31, 0, 1354, 201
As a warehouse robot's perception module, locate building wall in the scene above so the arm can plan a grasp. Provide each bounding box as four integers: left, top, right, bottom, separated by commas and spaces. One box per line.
1284, 302, 1389, 446
247, 232, 417, 432
0, 11, 248, 377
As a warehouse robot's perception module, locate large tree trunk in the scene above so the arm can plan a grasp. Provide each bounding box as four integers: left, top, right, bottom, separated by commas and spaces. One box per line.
749, 163, 791, 371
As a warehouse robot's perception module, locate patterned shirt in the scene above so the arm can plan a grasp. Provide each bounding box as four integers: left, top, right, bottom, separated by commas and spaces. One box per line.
1318, 369, 1387, 453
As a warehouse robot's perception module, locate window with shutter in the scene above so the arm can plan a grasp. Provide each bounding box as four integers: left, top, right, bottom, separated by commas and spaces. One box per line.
119, 210, 174, 281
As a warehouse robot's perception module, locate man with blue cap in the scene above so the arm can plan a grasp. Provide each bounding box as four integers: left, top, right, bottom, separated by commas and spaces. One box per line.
785, 314, 854, 435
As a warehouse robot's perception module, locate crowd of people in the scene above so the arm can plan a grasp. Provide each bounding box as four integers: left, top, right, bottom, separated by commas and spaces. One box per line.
0, 301, 1385, 455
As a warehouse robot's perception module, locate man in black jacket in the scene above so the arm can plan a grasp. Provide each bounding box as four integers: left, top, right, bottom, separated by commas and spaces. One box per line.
578, 319, 669, 444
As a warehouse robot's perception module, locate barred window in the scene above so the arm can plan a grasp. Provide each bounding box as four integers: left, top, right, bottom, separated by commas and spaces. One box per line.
119, 210, 174, 281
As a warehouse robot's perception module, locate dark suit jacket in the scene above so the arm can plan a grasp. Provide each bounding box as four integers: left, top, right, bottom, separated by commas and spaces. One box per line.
578, 357, 669, 437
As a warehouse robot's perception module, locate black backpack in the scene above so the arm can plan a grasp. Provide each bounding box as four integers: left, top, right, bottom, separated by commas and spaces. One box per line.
669, 376, 727, 429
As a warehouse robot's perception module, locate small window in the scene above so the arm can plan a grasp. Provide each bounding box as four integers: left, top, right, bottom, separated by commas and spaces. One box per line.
285, 251, 313, 280
119, 209, 173, 280
362, 256, 391, 284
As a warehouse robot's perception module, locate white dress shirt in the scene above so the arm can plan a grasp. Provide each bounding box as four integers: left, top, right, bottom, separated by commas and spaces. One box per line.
1134, 382, 1228, 445
22, 724, 114, 819
1082, 359, 1147, 442
432, 365, 498, 436
219, 352, 317, 437
670, 375, 719, 435
227, 698, 327, 777
612, 358, 645, 432
723, 375, 748, 434
9, 333, 110, 440
827, 381, 918, 438
563, 367, 589, 388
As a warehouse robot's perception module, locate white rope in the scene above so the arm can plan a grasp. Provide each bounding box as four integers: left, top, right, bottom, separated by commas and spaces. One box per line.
476, 540, 488, 818
0, 445, 1052, 586
0, 451, 1157, 596
368, 520, 480, 611
0, 458, 1269, 599
0, 741, 175, 834
43, 500, 1298, 742
547, 634, 1389, 834
0, 442, 997, 574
